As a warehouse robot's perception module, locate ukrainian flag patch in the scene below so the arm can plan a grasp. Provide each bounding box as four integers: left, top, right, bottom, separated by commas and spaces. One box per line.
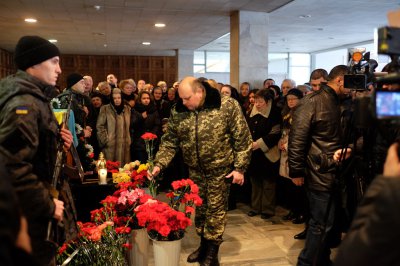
16, 106, 28, 115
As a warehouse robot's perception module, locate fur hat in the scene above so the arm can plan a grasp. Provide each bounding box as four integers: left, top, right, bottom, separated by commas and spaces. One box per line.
14, 36, 60, 70
66, 73, 84, 88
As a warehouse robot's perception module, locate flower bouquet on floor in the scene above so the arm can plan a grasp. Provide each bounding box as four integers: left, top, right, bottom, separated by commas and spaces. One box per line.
56, 196, 132, 266
135, 178, 203, 241
135, 199, 191, 241
112, 182, 154, 266
135, 178, 202, 266
141, 132, 158, 197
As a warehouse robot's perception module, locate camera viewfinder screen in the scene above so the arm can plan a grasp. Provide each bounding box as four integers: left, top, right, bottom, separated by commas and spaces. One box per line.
376, 91, 400, 118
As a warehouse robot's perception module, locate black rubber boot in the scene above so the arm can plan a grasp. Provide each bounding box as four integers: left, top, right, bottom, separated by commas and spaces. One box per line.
187, 236, 207, 263
200, 240, 220, 266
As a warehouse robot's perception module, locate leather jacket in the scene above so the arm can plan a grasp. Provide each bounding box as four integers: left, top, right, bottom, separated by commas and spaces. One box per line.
288, 84, 342, 191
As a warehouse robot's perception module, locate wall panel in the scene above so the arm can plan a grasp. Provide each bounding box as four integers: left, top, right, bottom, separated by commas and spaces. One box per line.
0, 52, 178, 90
0, 49, 15, 77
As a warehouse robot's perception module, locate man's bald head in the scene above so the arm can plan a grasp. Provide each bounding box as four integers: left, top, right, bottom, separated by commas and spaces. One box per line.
178, 77, 205, 110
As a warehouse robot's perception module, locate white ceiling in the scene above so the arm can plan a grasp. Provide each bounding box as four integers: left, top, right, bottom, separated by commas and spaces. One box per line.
0, 0, 398, 56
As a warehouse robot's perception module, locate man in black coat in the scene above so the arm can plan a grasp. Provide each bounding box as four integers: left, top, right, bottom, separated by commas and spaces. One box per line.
288, 65, 352, 266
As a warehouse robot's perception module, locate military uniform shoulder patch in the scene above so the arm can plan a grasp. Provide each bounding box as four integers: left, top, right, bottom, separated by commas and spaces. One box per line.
16, 106, 28, 115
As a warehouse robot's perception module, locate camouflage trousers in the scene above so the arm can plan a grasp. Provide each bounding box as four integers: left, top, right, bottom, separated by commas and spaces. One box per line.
190, 166, 231, 243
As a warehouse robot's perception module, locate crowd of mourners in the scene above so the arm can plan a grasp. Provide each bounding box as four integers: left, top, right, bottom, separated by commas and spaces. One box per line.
54, 74, 187, 186
4, 35, 400, 266
60, 71, 323, 226
51, 66, 400, 266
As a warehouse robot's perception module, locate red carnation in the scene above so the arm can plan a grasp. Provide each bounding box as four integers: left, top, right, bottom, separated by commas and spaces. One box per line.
141, 132, 158, 140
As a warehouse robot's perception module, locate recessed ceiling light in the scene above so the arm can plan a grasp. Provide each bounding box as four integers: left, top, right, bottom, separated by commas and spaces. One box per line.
142, 42, 151, 45
104, 44, 107, 47
48, 39, 57, 43
24, 18, 37, 23
155, 23, 165, 28
94, 5, 102, 11
298, 15, 311, 19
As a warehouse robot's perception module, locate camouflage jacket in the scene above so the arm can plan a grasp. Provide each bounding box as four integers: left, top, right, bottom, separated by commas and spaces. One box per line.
155, 85, 252, 176
0, 70, 58, 222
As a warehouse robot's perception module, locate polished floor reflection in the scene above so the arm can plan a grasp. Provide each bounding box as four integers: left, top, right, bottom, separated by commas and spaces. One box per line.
147, 202, 309, 266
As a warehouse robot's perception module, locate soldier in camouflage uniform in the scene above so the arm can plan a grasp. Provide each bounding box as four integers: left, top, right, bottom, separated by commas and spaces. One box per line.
0, 36, 73, 265
151, 77, 252, 266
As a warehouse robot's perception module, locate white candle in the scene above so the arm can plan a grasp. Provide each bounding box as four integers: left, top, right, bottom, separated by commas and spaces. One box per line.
98, 169, 108, 185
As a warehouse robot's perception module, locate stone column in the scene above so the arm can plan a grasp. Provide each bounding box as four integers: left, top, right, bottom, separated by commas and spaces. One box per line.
176, 49, 194, 81
230, 11, 269, 89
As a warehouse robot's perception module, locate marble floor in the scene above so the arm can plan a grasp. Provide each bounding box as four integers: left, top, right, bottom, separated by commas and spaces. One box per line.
146, 202, 313, 266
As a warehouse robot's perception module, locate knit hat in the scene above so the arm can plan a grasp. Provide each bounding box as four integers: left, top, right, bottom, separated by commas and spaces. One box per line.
67, 73, 84, 88
286, 88, 303, 99
14, 36, 60, 70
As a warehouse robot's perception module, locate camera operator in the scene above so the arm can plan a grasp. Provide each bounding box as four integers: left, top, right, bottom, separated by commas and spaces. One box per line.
363, 60, 400, 180
334, 142, 400, 265
288, 64, 352, 266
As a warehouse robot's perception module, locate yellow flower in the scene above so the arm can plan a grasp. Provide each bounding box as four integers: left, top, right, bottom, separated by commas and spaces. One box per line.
112, 173, 131, 183
137, 163, 148, 173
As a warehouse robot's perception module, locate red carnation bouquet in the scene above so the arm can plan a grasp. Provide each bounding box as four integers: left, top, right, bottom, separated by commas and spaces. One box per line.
57, 195, 132, 265
112, 182, 153, 229
135, 200, 191, 241
106, 160, 120, 173
135, 178, 203, 241
166, 179, 203, 216
141, 132, 158, 197
141, 132, 158, 161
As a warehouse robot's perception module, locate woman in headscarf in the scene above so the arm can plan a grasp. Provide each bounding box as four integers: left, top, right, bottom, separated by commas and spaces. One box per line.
97, 88, 131, 164
130, 90, 160, 163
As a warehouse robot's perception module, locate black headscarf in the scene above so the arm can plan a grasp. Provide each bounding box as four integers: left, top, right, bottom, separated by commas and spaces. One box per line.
111, 89, 124, 115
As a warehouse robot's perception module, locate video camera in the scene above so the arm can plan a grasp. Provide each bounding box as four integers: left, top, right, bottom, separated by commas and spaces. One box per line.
344, 48, 378, 91
373, 26, 400, 120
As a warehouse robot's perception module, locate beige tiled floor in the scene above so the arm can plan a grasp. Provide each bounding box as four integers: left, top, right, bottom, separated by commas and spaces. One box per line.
147, 202, 308, 266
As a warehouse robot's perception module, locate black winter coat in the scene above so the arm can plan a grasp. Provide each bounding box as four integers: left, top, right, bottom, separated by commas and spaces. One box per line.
131, 103, 160, 152
247, 103, 282, 178
288, 84, 342, 191
334, 175, 400, 266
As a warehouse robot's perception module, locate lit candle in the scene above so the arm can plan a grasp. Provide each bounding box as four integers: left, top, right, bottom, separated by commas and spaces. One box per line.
98, 169, 108, 185
97, 152, 107, 185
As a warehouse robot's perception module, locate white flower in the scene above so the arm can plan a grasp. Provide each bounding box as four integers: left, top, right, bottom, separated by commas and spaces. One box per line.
50, 98, 61, 109
85, 144, 94, 153
75, 123, 83, 134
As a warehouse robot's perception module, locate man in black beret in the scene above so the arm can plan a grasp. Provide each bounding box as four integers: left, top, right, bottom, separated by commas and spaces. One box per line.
0, 35, 73, 265
57, 73, 92, 136
56, 72, 93, 171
